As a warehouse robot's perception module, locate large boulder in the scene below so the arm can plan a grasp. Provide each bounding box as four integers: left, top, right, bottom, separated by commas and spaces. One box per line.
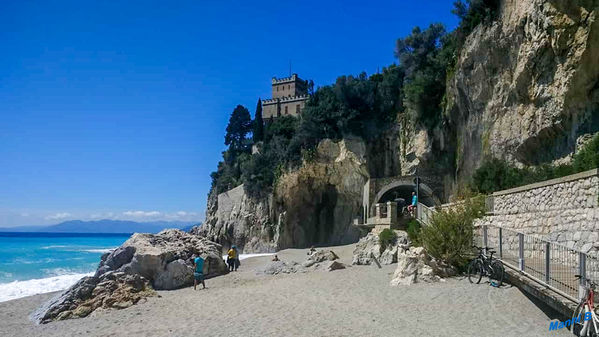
302, 249, 339, 268
390, 246, 457, 286
31, 229, 228, 323
31, 272, 154, 324
111, 229, 228, 286
352, 231, 409, 265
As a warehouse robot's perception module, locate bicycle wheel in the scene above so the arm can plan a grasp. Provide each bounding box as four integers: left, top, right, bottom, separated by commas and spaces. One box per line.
489, 260, 504, 287
467, 259, 483, 284
571, 302, 585, 335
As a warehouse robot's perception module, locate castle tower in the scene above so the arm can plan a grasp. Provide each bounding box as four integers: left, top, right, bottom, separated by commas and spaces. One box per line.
262, 74, 309, 120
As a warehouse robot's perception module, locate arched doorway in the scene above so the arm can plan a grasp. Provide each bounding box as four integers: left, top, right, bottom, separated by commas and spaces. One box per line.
369, 181, 435, 217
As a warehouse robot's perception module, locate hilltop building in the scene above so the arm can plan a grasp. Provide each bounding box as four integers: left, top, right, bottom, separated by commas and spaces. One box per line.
262, 74, 309, 120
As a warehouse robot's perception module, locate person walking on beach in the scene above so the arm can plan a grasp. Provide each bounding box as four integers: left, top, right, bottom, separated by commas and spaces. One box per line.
192, 254, 205, 290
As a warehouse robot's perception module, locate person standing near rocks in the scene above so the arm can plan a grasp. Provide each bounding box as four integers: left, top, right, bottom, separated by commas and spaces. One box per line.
227, 245, 239, 271
193, 254, 206, 290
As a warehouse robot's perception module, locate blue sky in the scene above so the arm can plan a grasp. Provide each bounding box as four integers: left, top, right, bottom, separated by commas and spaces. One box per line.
0, 1, 458, 227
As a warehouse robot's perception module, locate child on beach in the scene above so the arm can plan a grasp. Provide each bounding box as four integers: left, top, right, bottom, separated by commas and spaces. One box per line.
193, 254, 205, 290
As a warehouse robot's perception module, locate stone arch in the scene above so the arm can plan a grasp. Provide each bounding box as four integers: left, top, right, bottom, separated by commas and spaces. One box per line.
369, 180, 436, 217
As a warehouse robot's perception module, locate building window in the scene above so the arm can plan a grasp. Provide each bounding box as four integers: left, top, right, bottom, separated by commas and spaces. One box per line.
288, 84, 290, 90
277, 86, 279, 92
285, 106, 288, 114
296, 104, 300, 113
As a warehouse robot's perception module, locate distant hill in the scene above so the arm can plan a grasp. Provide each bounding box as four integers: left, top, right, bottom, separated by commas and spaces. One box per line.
0, 219, 201, 234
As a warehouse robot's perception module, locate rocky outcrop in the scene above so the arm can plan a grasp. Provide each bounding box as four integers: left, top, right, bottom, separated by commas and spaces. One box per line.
31, 229, 228, 323
256, 261, 302, 275
352, 231, 409, 265
199, 137, 369, 252
196, 185, 276, 253
393, 0, 599, 199
199, 0, 599, 255
273, 137, 368, 249
446, 0, 599, 182
31, 272, 154, 323
390, 246, 457, 286
256, 249, 345, 275
302, 249, 339, 268
114, 229, 228, 288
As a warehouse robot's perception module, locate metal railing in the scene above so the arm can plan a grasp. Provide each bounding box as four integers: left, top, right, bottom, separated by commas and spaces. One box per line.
417, 200, 596, 303
416, 202, 434, 226
476, 224, 597, 303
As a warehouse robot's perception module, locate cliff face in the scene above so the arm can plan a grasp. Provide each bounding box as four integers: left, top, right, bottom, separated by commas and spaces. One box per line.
273, 137, 368, 249
199, 0, 599, 252
447, 0, 599, 181
196, 185, 275, 253
199, 138, 368, 253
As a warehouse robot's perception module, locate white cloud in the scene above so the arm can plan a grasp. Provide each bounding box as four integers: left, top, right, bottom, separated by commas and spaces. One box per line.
45, 212, 72, 220
119, 210, 200, 222
123, 210, 162, 218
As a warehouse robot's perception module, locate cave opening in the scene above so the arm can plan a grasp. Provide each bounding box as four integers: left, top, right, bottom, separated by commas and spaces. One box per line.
312, 184, 338, 245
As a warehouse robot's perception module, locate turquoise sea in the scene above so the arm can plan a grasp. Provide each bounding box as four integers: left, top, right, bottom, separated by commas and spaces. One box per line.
0, 232, 130, 302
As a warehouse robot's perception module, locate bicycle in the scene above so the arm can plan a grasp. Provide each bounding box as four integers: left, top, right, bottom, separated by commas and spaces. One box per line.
572, 274, 599, 336
467, 245, 505, 287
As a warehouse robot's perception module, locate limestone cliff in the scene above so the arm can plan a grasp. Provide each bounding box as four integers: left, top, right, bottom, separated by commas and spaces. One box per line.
400, 0, 599, 195
195, 185, 275, 253
198, 138, 368, 252
273, 137, 368, 249
449, 0, 599, 181
198, 0, 599, 252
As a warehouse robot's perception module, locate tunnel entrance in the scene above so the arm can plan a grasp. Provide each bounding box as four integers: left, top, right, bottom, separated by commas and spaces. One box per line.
376, 184, 435, 209
363, 176, 438, 222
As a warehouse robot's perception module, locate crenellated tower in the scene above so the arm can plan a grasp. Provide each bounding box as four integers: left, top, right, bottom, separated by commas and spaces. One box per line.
262, 74, 309, 120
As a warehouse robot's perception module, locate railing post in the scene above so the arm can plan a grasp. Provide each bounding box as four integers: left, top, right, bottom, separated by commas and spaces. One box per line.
518, 233, 525, 271
483, 225, 488, 249
545, 242, 550, 283
498, 227, 503, 259
579, 252, 587, 300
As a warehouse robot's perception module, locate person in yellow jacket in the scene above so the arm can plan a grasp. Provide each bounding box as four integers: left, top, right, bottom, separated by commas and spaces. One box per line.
227, 245, 239, 272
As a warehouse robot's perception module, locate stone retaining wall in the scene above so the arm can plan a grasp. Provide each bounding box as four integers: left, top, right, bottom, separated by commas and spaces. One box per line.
477, 169, 599, 253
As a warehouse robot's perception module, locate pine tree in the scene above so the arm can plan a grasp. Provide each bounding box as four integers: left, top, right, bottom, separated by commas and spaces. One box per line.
225, 105, 252, 155
253, 98, 264, 142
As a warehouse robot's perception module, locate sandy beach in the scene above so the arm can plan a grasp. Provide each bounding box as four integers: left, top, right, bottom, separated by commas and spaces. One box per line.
0, 243, 570, 337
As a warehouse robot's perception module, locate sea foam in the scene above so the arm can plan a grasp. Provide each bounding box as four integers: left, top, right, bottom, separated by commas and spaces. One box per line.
0, 273, 91, 303
83, 248, 114, 254
221, 253, 274, 261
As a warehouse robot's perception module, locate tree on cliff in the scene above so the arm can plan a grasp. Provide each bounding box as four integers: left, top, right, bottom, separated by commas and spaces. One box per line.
452, 0, 500, 44
395, 23, 453, 127
253, 98, 264, 142
225, 105, 253, 156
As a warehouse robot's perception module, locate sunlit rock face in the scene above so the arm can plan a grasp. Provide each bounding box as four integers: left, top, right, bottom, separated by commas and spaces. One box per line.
446, 0, 599, 182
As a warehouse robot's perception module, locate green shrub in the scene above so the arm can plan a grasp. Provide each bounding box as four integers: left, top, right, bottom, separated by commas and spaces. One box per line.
378, 228, 398, 253
472, 134, 599, 194
420, 196, 485, 270
406, 219, 422, 246
572, 134, 599, 172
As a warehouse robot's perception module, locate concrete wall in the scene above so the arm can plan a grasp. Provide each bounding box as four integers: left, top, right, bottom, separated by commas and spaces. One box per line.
478, 169, 599, 252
